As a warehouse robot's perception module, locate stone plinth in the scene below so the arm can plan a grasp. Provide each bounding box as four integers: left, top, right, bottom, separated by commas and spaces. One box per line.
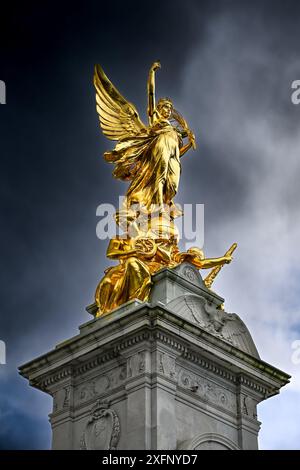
19, 263, 290, 450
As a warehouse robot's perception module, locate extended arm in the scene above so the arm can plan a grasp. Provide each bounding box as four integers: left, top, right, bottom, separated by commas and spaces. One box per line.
147, 61, 161, 126
175, 252, 232, 269
197, 255, 231, 269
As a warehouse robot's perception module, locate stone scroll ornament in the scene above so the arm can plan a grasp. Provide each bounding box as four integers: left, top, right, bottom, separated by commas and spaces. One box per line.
80, 400, 120, 450
92, 61, 237, 317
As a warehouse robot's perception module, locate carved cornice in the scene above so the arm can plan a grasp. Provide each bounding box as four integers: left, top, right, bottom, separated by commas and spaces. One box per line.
237, 374, 269, 396
182, 349, 272, 396
31, 367, 73, 391
31, 332, 151, 391
182, 350, 237, 383
75, 351, 118, 376
154, 331, 189, 354
27, 322, 286, 400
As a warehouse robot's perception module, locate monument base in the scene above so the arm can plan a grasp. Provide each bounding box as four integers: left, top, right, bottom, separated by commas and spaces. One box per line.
19, 263, 290, 450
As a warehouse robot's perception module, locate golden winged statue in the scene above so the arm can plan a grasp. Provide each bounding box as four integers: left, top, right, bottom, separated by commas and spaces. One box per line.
94, 61, 196, 230
92, 62, 235, 317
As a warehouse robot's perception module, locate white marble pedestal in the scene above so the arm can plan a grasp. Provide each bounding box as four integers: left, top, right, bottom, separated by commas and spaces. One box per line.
19, 263, 290, 450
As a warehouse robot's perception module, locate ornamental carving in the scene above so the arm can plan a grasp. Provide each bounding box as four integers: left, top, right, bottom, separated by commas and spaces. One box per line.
158, 353, 176, 378
75, 365, 126, 404
242, 395, 257, 419
128, 352, 146, 377
63, 386, 70, 408
177, 368, 236, 412
80, 400, 120, 450
182, 266, 198, 283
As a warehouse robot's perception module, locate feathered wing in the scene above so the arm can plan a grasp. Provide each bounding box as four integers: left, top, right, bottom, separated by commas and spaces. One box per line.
94, 64, 147, 141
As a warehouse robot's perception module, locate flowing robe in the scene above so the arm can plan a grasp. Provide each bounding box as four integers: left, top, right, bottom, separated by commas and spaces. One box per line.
104, 119, 182, 216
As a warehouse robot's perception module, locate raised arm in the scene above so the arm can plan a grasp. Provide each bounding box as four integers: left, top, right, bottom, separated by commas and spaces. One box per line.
147, 61, 161, 126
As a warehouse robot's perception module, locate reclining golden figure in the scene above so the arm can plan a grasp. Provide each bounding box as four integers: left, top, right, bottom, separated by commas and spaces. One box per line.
95, 237, 233, 317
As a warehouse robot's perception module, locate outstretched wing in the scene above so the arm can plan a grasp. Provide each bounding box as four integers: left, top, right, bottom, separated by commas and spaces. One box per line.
94, 65, 147, 141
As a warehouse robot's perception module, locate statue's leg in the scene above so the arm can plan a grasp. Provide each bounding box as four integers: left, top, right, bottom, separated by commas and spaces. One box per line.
151, 135, 170, 210
157, 181, 165, 209
95, 266, 123, 316
95, 277, 111, 316
165, 154, 180, 203
119, 257, 152, 303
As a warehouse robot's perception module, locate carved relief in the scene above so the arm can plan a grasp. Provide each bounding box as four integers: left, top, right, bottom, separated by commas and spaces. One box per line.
108, 364, 127, 388
78, 381, 97, 401
182, 266, 198, 283
158, 353, 176, 378
242, 395, 257, 420
219, 391, 229, 408
183, 296, 207, 327
52, 392, 58, 412
77, 377, 108, 402
75, 365, 127, 404
177, 368, 236, 412
63, 386, 70, 408
202, 382, 218, 403
52, 387, 70, 413
80, 400, 120, 450
166, 294, 260, 357
128, 352, 145, 378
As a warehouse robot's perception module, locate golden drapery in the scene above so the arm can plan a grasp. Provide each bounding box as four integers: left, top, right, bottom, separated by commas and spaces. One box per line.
95, 237, 179, 316
104, 120, 182, 219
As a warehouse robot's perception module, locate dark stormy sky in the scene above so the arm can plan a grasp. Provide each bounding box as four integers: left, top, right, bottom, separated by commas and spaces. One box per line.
1, 0, 300, 449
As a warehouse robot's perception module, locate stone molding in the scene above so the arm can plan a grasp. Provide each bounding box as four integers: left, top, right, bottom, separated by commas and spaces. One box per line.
177, 367, 237, 413
178, 432, 241, 450
28, 326, 283, 400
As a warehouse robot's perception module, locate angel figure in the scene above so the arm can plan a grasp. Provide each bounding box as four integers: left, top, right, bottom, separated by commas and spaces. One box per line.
94, 61, 196, 234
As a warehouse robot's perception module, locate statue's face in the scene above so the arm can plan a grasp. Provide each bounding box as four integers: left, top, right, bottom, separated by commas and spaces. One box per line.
159, 102, 172, 119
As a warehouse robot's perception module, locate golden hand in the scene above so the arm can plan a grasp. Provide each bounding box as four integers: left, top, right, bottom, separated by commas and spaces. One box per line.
188, 130, 197, 150
223, 254, 232, 264
151, 61, 161, 72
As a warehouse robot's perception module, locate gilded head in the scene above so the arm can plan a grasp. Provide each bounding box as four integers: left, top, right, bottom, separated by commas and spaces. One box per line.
157, 97, 173, 119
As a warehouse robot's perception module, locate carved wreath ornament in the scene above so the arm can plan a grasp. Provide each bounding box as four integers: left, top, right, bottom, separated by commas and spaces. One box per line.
80, 400, 120, 450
